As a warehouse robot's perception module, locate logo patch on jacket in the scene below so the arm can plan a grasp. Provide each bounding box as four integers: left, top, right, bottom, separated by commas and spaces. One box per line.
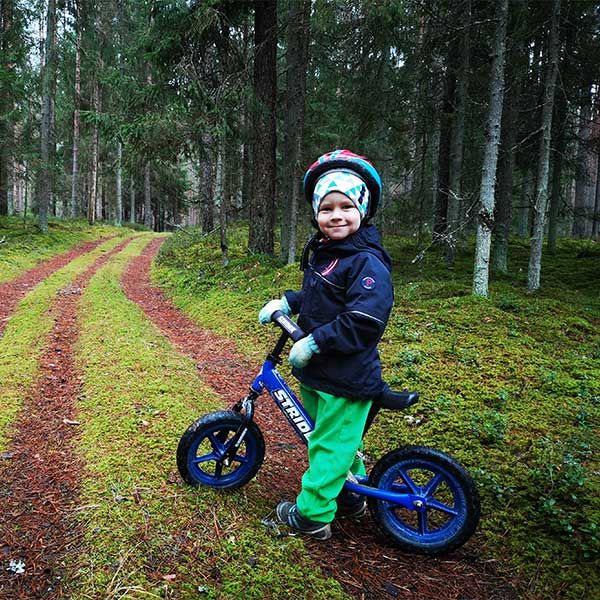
361, 276, 376, 290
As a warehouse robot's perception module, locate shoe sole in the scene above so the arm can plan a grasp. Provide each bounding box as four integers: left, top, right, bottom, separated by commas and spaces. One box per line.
336, 503, 367, 519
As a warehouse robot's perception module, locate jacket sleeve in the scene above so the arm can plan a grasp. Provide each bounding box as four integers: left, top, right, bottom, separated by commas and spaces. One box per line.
311, 254, 393, 355
283, 289, 305, 315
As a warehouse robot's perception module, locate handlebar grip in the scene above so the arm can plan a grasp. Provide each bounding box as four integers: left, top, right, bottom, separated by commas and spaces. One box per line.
271, 310, 306, 342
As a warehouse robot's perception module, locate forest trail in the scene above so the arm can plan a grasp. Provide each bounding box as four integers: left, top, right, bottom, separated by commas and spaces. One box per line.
0, 237, 133, 598
0, 235, 518, 599
0, 237, 114, 336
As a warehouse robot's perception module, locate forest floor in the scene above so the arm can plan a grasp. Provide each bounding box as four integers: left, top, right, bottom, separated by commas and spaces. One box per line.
0, 222, 597, 599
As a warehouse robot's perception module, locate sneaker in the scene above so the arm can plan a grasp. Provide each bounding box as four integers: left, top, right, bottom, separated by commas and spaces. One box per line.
335, 490, 367, 518
276, 501, 332, 540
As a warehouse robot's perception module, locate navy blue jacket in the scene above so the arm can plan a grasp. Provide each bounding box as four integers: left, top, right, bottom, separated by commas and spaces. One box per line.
284, 225, 393, 400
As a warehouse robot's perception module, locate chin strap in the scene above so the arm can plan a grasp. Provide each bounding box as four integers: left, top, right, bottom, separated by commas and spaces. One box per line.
300, 233, 320, 271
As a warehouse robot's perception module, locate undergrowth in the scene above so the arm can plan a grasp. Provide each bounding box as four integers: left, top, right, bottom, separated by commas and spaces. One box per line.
71, 235, 346, 599
0, 216, 140, 284
0, 235, 131, 451
154, 225, 599, 599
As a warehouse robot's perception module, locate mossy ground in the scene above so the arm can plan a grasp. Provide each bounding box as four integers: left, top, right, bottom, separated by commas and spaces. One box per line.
154, 225, 599, 599
0, 215, 140, 284
0, 235, 131, 452
70, 235, 346, 599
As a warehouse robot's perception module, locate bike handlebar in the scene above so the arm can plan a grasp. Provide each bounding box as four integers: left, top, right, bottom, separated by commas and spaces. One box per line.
271, 310, 306, 342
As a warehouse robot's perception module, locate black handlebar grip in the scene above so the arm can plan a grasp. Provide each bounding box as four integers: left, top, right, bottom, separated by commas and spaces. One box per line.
271, 310, 306, 342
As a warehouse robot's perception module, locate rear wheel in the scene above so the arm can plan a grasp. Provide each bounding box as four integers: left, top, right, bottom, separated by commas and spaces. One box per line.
367, 446, 480, 555
177, 410, 265, 489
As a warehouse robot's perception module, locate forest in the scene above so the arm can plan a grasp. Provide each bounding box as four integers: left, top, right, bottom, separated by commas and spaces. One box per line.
0, 1, 599, 598
1, 0, 599, 294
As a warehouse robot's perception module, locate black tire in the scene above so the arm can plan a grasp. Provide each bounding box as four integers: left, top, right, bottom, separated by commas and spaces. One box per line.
367, 445, 480, 555
177, 410, 265, 490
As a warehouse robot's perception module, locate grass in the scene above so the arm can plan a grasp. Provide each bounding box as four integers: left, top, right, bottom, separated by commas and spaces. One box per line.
70, 235, 346, 599
0, 234, 132, 452
153, 225, 600, 599
0, 215, 141, 284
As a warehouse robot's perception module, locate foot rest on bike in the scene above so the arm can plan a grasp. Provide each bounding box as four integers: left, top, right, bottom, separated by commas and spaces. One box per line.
377, 387, 419, 410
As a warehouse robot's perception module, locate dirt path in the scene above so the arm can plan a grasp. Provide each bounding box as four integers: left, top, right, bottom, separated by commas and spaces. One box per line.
0, 238, 132, 599
121, 238, 519, 600
0, 237, 113, 336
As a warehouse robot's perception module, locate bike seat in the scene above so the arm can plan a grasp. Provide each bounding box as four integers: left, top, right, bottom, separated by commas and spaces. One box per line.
377, 386, 419, 411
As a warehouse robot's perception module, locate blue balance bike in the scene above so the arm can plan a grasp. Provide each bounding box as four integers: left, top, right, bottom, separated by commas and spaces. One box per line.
177, 311, 480, 555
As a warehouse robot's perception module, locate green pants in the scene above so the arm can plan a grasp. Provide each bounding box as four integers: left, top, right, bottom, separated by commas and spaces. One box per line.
296, 383, 372, 523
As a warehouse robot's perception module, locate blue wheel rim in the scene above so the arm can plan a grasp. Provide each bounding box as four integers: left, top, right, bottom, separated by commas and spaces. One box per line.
378, 457, 468, 547
186, 422, 259, 487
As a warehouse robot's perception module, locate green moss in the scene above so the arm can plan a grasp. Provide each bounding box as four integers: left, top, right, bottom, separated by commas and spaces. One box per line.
0, 216, 134, 284
70, 235, 346, 599
0, 235, 131, 451
154, 226, 600, 598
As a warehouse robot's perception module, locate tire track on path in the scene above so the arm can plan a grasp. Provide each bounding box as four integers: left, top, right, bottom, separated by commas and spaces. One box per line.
0, 236, 114, 336
122, 238, 519, 600
0, 237, 135, 599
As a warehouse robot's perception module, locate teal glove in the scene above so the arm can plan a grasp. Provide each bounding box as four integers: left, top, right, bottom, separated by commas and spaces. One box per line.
289, 334, 320, 368
258, 296, 291, 325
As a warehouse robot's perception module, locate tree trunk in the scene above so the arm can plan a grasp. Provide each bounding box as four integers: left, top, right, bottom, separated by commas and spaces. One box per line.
144, 161, 152, 229
527, 0, 561, 292
39, 0, 57, 233
446, 0, 471, 261
199, 133, 214, 233
433, 55, 455, 243
592, 147, 600, 238
248, 0, 277, 255
572, 96, 594, 238
115, 140, 122, 225
69, 0, 82, 218
472, 0, 508, 297
88, 76, 99, 224
547, 94, 567, 253
217, 138, 229, 266
0, 0, 15, 216
129, 177, 135, 224
280, 0, 310, 263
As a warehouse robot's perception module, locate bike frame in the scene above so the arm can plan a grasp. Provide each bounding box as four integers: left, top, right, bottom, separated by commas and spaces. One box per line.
241, 355, 427, 512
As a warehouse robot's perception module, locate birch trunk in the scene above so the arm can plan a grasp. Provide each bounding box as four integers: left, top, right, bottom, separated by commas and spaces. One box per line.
472, 0, 508, 297
527, 0, 561, 292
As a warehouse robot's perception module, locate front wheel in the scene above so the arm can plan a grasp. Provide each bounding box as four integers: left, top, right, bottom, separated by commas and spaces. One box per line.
177, 410, 265, 489
367, 446, 480, 555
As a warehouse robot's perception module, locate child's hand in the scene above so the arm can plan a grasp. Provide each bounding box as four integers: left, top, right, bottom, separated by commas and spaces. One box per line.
288, 335, 320, 368
258, 297, 291, 325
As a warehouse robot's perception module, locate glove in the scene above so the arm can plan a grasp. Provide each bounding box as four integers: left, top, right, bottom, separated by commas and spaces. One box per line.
289, 334, 320, 368
258, 296, 291, 325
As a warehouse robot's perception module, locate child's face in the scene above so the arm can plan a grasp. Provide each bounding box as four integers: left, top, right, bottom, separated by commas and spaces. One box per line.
317, 192, 361, 240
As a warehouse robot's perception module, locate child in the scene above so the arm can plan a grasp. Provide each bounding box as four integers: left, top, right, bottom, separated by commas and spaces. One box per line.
259, 149, 394, 540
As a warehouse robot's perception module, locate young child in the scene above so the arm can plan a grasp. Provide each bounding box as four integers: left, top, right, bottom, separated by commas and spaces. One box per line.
259, 149, 394, 540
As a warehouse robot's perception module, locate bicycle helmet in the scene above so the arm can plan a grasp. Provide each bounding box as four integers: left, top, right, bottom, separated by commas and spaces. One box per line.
303, 149, 382, 223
